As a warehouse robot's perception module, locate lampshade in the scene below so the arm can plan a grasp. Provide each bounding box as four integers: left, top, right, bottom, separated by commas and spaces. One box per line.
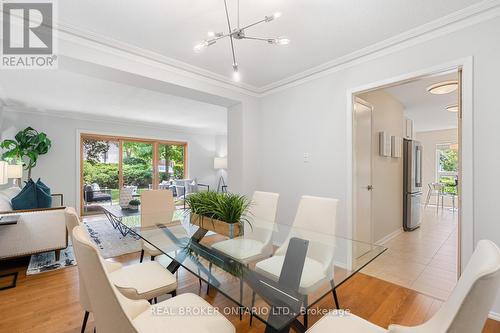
214, 157, 227, 169
0, 161, 7, 185
7, 164, 23, 179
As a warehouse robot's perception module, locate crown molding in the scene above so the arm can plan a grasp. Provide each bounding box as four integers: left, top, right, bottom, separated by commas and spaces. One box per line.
55, 21, 261, 97
259, 0, 500, 95
2, 106, 226, 136
20, 0, 500, 97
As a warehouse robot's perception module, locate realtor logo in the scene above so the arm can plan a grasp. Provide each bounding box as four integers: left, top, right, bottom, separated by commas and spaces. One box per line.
2, 1, 57, 69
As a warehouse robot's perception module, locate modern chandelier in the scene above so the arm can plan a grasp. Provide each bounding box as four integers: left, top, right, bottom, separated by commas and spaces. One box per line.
193, 0, 290, 82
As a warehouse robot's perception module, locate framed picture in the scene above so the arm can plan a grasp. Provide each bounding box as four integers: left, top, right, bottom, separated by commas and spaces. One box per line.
391, 135, 402, 158
379, 131, 391, 157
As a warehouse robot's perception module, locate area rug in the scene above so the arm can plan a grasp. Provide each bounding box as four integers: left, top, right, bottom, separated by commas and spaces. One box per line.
83, 217, 141, 259
27, 217, 143, 275
27, 245, 76, 275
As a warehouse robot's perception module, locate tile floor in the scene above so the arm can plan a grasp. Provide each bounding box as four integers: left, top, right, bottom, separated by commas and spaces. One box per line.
362, 205, 458, 301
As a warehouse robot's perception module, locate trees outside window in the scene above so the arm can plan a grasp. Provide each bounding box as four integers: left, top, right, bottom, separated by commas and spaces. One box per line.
82, 136, 187, 212
436, 143, 458, 194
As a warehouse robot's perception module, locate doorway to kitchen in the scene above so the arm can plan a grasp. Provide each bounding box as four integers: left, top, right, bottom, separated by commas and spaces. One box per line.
350, 67, 465, 302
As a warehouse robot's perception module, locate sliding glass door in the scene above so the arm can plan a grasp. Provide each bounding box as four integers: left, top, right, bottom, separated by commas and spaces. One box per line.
158, 143, 185, 184
82, 137, 119, 214
80, 134, 187, 215
122, 141, 154, 195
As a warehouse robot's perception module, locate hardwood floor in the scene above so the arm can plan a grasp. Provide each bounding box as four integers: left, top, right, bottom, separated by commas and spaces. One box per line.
1, 253, 499, 333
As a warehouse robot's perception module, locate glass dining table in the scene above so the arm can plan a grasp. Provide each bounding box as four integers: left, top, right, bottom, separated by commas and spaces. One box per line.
114, 212, 386, 333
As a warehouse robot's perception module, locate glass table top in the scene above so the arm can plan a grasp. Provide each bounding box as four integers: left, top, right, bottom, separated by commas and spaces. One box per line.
104, 208, 386, 331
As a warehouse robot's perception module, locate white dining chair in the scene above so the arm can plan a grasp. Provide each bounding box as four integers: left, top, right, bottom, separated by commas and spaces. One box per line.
71, 224, 235, 333
253, 195, 339, 328
212, 191, 280, 264
211, 191, 280, 319
306, 239, 500, 333
65, 207, 177, 332
140, 190, 176, 262
424, 182, 445, 212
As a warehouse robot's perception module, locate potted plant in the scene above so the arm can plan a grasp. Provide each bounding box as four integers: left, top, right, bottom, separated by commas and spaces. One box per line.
185, 191, 251, 238
128, 199, 141, 211
0, 127, 52, 179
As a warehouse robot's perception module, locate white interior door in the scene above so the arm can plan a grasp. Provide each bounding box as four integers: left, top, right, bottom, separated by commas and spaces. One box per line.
353, 98, 373, 250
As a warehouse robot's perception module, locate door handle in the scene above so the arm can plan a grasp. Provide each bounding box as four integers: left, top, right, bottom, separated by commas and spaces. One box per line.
366, 185, 373, 191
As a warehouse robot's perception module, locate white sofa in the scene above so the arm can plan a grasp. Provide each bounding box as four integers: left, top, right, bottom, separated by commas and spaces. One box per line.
0, 187, 67, 260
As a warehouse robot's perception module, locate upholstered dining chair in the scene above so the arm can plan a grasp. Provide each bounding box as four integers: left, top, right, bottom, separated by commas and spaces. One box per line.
306, 239, 500, 333
65, 207, 177, 332
253, 195, 339, 328
139, 190, 176, 262
211, 191, 280, 319
71, 224, 235, 333
212, 191, 280, 264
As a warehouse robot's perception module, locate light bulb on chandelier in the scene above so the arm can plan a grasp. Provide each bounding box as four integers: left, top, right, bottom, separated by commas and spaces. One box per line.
268, 36, 290, 45
232, 64, 241, 82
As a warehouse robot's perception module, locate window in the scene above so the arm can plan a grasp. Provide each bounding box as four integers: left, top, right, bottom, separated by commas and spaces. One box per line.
81, 134, 187, 214
436, 143, 458, 194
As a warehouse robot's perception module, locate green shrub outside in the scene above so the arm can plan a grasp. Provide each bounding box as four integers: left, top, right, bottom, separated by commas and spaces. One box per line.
83, 161, 152, 189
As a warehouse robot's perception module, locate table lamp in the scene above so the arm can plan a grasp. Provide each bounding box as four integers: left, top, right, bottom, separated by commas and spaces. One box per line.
0, 161, 7, 185
7, 164, 23, 187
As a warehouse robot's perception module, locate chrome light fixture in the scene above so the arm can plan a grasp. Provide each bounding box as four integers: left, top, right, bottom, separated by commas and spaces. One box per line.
193, 0, 289, 81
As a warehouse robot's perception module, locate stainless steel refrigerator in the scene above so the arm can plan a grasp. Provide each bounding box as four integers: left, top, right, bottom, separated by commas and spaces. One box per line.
403, 139, 423, 231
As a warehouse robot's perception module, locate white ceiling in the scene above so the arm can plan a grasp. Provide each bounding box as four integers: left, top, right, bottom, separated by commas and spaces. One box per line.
0, 70, 228, 134
385, 72, 459, 132
58, 0, 485, 88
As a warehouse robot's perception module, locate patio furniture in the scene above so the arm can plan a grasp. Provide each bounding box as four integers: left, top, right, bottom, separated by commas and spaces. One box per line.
174, 179, 209, 209
83, 183, 112, 211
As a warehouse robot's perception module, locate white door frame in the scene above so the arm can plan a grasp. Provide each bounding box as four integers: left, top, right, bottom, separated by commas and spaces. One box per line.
345, 57, 474, 273
352, 97, 375, 245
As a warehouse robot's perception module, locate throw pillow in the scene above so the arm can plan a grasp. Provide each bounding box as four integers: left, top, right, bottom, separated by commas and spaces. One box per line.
11, 179, 38, 210
36, 178, 52, 208
0, 187, 22, 201
0, 187, 21, 212
0, 195, 12, 211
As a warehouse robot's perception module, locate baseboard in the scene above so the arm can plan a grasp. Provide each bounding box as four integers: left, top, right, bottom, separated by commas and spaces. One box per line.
489, 311, 500, 322
375, 228, 403, 245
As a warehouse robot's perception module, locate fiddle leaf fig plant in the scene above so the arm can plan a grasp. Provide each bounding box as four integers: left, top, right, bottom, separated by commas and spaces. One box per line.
0, 127, 52, 179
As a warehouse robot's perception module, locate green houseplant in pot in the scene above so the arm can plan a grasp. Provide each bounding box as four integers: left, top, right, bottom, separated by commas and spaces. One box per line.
128, 199, 141, 211
0, 127, 52, 179
185, 191, 251, 238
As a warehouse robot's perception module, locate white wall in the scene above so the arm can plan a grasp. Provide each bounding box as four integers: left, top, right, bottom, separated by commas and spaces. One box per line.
359, 90, 404, 243
57, 38, 261, 198
0, 110, 225, 211
417, 129, 458, 207
257, 16, 500, 314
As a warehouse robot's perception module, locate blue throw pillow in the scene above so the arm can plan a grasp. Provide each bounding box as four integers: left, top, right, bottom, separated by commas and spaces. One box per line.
11, 179, 38, 210
36, 178, 52, 208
